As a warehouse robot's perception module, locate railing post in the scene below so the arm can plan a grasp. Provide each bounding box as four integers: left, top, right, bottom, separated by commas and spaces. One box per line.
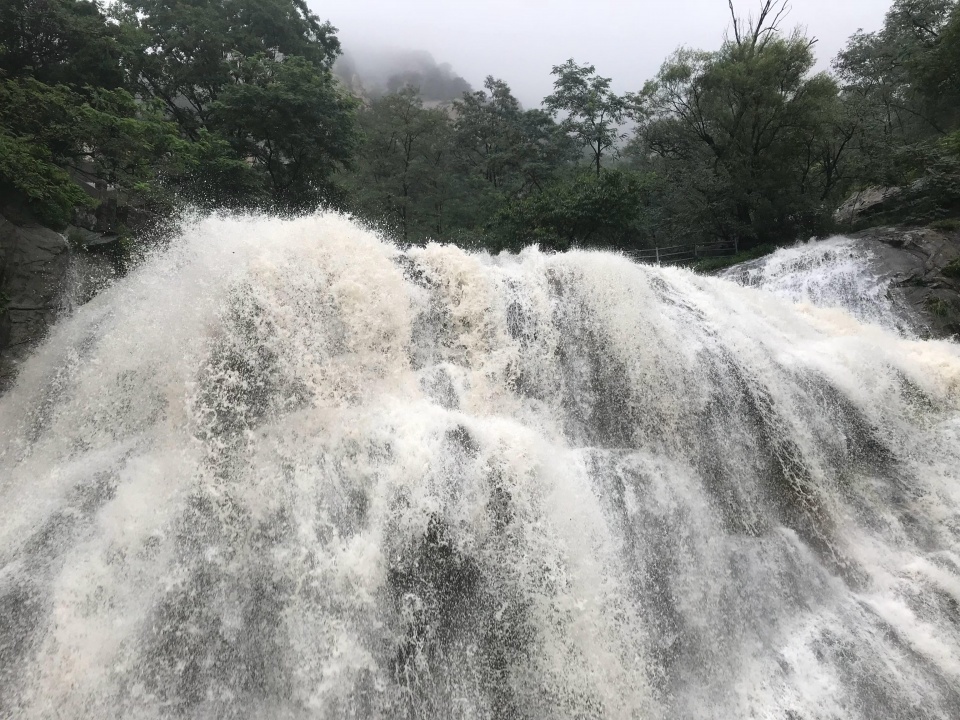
655, 246, 660, 265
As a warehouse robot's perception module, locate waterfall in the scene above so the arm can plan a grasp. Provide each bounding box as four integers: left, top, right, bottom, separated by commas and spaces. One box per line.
721, 236, 922, 335
1, 214, 959, 719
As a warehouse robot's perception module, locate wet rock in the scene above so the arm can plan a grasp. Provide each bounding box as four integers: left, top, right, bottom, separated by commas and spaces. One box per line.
836, 172, 960, 230
851, 225, 960, 340
835, 186, 905, 227
0, 215, 131, 391
62, 226, 123, 306
0, 214, 70, 388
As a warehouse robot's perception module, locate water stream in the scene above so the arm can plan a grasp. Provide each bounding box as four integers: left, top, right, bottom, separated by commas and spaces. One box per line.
1, 215, 958, 718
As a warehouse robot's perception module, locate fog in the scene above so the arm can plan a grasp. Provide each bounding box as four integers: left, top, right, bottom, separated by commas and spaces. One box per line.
312, 0, 889, 106
335, 48, 472, 102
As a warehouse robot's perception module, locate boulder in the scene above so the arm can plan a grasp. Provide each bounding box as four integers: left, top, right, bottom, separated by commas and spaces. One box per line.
852, 225, 960, 340
0, 214, 70, 388
836, 173, 960, 230
834, 186, 903, 226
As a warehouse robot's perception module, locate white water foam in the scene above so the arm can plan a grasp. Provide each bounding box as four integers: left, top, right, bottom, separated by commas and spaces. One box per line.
722, 236, 921, 335
1, 214, 958, 718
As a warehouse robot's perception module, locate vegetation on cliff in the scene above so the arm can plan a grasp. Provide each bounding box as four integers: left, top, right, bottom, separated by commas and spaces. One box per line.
2, 0, 960, 251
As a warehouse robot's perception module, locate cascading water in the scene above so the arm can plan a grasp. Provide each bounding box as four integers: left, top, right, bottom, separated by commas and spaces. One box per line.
721, 237, 923, 336
1, 214, 959, 719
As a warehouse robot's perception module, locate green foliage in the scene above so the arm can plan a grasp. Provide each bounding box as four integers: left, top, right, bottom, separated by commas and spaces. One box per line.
632, 2, 842, 248
545, 60, 627, 177
115, 0, 341, 138
0, 75, 186, 225
342, 87, 457, 241
172, 131, 267, 211
928, 4, 960, 114
3, 0, 959, 263
834, 0, 960, 190
0, 0, 360, 226
113, 0, 356, 211
0, 71, 96, 226
942, 257, 960, 276
492, 169, 654, 252
930, 218, 960, 231
211, 55, 358, 211
926, 295, 953, 316
0, 0, 127, 89
453, 77, 574, 197
342, 78, 584, 245
943, 130, 960, 157
78, 88, 189, 202
0, 126, 92, 228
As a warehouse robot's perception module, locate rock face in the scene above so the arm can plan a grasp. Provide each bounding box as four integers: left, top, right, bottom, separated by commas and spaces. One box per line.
0, 216, 126, 390
853, 225, 960, 340
835, 173, 960, 230
62, 226, 123, 307
834, 186, 903, 226
0, 214, 72, 387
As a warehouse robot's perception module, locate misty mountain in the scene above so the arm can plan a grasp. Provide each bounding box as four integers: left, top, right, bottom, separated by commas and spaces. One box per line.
334, 47, 472, 104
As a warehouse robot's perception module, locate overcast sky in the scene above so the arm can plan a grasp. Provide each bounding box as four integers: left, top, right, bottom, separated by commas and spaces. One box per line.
311, 0, 890, 105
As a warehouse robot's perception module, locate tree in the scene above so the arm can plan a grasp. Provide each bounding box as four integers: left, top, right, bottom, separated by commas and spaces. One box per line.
0, 0, 127, 89
0, 77, 184, 227
344, 87, 453, 241
545, 60, 627, 176
448, 77, 575, 233
113, 0, 355, 210
834, 0, 956, 140
832, 0, 960, 190
116, 0, 340, 138
493, 169, 654, 252
0, 2, 187, 227
211, 55, 358, 211
454, 76, 573, 193
632, 1, 841, 246
923, 3, 960, 117
0, 0, 359, 227
0, 123, 92, 229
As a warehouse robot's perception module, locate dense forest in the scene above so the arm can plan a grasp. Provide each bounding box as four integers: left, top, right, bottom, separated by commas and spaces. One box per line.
2, 0, 960, 255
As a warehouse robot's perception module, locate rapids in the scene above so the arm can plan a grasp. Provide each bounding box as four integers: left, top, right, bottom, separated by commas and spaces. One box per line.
722, 237, 923, 335
1, 214, 959, 719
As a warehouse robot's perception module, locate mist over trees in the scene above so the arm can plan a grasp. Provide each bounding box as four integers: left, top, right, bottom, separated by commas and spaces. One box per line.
2, 0, 959, 254
339, 0, 960, 251
334, 48, 472, 103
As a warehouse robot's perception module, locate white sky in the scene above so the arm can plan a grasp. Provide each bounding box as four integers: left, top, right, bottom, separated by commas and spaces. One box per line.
311, 0, 891, 105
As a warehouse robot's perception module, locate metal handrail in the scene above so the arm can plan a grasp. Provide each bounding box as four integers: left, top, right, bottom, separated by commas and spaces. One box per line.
623, 239, 739, 266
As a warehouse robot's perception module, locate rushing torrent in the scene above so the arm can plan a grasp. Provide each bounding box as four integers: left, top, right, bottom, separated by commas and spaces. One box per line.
1, 214, 959, 719
721, 236, 924, 335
